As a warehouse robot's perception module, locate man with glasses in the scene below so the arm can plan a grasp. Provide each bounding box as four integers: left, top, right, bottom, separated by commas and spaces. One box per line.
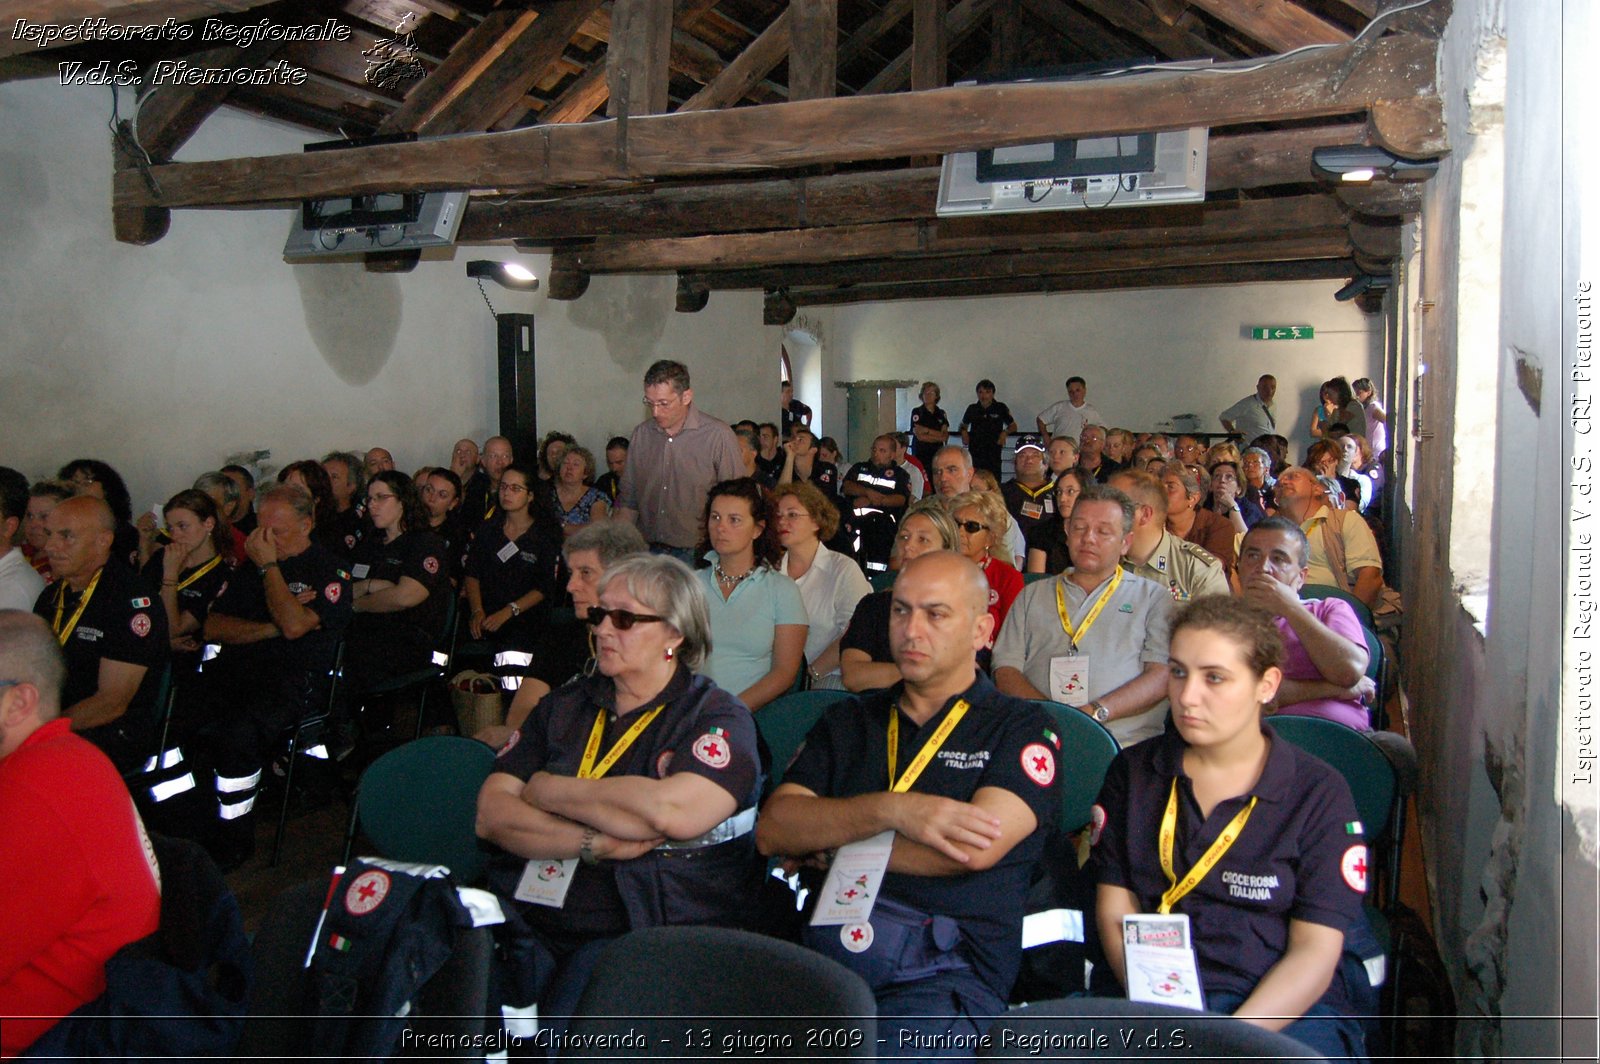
613, 360, 745, 564
992, 484, 1172, 746
464, 436, 515, 526
0, 611, 162, 1059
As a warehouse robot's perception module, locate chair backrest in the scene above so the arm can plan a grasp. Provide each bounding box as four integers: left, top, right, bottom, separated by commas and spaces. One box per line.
1033, 701, 1119, 831
868, 568, 897, 592
1023, 570, 1055, 584
1360, 623, 1383, 684
981, 997, 1326, 1061
758, 690, 855, 789
350, 735, 497, 882
1301, 583, 1375, 628
565, 926, 876, 1057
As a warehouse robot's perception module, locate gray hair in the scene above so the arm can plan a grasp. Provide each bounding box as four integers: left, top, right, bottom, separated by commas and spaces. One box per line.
322, 451, 366, 496
193, 471, 240, 507
598, 554, 712, 671
933, 444, 973, 472
0, 611, 65, 718
260, 483, 315, 520
1072, 483, 1137, 535
565, 521, 648, 567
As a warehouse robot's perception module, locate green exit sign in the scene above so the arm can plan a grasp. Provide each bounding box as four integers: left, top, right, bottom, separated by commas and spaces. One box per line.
1251, 326, 1315, 340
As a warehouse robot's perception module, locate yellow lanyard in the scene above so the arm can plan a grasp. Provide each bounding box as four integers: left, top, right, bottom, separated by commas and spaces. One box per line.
886, 699, 971, 793
1018, 479, 1053, 502
175, 554, 222, 593
577, 704, 664, 780
1055, 567, 1123, 651
1156, 777, 1258, 914
51, 569, 103, 646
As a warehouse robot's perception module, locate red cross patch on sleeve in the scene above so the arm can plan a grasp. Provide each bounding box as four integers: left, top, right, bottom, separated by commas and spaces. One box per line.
324, 582, 342, 603
1020, 742, 1056, 786
692, 730, 731, 769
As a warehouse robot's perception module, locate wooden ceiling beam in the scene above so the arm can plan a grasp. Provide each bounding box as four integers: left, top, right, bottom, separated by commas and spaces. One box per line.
911, 0, 947, 90
607, 0, 673, 117
1017, 0, 1141, 61
786, 257, 1354, 305
789, 0, 838, 101
837, 0, 912, 70
113, 34, 1439, 212
862, 0, 998, 94
129, 43, 280, 160
614, 193, 1348, 278
538, 60, 611, 124
1070, 0, 1232, 60
465, 122, 1360, 243
677, 7, 791, 111
1183, 0, 1350, 52
378, 1, 601, 135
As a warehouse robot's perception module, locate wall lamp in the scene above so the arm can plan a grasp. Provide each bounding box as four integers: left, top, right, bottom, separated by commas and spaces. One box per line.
1311, 145, 1439, 183
466, 260, 540, 290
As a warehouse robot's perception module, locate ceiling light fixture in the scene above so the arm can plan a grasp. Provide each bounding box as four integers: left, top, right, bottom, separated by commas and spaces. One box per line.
466, 259, 539, 321
1311, 145, 1439, 184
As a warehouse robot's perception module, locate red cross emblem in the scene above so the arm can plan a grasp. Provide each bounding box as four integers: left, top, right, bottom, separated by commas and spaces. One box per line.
850, 928, 864, 942
844, 888, 859, 899
1341, 845, 1370, 892
841, 923, 873, 952
1020, 743, 1056, 786
693, 733, 731, 769
344, 869, 391, 915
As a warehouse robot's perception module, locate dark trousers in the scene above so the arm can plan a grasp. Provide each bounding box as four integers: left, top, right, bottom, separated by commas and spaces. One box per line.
875, 970, 1005, 1060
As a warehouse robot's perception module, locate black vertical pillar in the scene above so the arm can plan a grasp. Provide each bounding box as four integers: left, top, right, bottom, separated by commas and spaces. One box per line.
497, 313, 537, 461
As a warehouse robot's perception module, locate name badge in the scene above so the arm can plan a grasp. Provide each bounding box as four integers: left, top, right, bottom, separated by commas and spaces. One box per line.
810, 829, 895, 926
514, 857, 578, 907
1049, 655, 1091, 707
1021, 501, 1043, 520
496, 540, 519, 564
350, 563, 371, 579
1122, 914, 1204, 1011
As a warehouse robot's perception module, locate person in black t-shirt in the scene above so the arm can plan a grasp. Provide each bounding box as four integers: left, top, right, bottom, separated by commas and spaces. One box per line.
959, 379, 1017, 478
841, 435, 911, 573
193, 484, 353, 866
780, 380, 812, 438
908, 381, 950, 470
465, 463, 563, 699
754, 423, 785, 487
346, 471, 452, 692
141, 490, 233, 701
760, 552, 1059, 1049
32, 496, 168, 773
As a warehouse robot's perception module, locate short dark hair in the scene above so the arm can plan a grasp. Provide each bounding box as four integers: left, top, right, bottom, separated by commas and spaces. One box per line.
700, 477, 781, 567
1066, 376, 1086, 389
220, 464, 256, 490
1244, 515, 1311, 568
57, 459, 132, 523
757, 422, 779, 437
606, 437, 630, 452
426, 467, 463, 498
0, 466, 30, 526
644, 359, 691, 392
976, 379, 995, 391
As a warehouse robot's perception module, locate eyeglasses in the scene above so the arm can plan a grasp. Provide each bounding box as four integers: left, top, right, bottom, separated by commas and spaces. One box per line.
367, 492, 397, 504
956, 520, 987, 535
586, 606, 666, 630
500, 482, 530, 495
642, 395, 682, 410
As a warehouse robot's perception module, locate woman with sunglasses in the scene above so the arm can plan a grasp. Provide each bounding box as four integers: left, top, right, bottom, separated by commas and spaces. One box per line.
466, 462, 564, 700
694, 478, 807, 711
839, 498, 959, 692
949, 490, 1023, 655
477, 553, 765, 1024
344, 471, 452, 694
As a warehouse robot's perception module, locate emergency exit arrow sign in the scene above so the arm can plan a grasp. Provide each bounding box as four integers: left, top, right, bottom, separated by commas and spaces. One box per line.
1251, 326, 1315, 340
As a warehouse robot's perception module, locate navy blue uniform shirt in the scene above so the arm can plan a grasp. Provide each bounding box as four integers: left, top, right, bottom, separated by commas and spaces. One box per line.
1089, 727, 1368, 1011
783, 674, 1060, 998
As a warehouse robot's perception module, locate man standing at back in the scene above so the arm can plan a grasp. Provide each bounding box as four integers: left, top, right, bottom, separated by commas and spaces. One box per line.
614, 360, 746, 564
1219, 374, 1278, 445
959, 379, 1017, 479
1037, 376, 1101, 444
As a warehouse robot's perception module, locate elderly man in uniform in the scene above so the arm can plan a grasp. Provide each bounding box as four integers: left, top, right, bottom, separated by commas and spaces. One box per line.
30, 496, 168, 773
930, 445, 1025, 568
759, 551, 1059, 1053
320, 451, 366, 555
614, 360, 746, 564
1106, 468, 1229, 603
191, 484, 352, 867
993, 485, 1172, 746
1272, 466, 1384, 608
0, 612, 162, 1059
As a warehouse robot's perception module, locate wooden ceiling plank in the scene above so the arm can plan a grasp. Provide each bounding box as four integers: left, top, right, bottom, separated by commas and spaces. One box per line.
911, 0, 946, 90
130, 42, 282, 160
677, 6, 791, 111
787, 257, 1353, 305
788, 0, 838, 101
608, 0, 673, 116
1183, 0, 1349, 52
467, 121, 1360, 242
861, 0, 998, 94
1016, 0, 1138, 60
1070, 0, 1232, 60
578, 192, 1347, 272
539, 60, 612, 123
837, 0, 913, 68
113, 34, 1439, 211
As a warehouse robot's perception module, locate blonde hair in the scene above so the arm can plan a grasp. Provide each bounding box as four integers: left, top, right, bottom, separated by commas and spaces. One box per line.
948, 490, 1010, 561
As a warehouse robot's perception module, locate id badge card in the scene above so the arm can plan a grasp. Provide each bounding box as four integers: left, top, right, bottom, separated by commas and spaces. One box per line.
496, 540, 520, 563
350, 563, 371, 579
514, 857, 578, 907
809, 829, 894, 926
1122, 914, 1205, 1011
1049, 655, 1091, 707
1021, 501, 1044, 520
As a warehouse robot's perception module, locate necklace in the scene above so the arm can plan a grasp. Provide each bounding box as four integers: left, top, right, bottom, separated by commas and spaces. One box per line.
715, 561, 754, 587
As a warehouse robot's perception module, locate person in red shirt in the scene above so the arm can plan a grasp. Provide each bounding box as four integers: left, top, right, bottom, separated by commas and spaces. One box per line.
0, 610, 162, 1057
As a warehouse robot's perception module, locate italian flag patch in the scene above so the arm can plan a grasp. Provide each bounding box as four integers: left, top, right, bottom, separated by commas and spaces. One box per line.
329, 933, 352, 952
708, 726, 727, 737
1345, 821, 1364, 835
1043, 728, 1061, 750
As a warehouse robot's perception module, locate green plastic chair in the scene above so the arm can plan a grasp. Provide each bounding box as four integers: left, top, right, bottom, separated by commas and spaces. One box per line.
342, 734, 498, 883
757, 690, 856, 792
1023, 571, 1055, 585
1032, 701, 1120, 831
1359, 623, 1389, 730
1301, 584, 1375, 629
868, 569, 897, 592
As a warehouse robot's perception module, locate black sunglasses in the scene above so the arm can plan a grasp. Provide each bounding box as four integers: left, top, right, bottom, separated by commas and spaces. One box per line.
956, 519, 987, 534
586, 606, 666, 630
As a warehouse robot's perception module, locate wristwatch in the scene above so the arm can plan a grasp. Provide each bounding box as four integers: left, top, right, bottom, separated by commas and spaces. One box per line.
509, 601, 521, 617
1088, 700, 1111, 724
579, 826, 599, 865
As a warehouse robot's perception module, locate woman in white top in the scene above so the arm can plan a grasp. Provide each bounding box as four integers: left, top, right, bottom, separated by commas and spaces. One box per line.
772, 481, 871, 690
